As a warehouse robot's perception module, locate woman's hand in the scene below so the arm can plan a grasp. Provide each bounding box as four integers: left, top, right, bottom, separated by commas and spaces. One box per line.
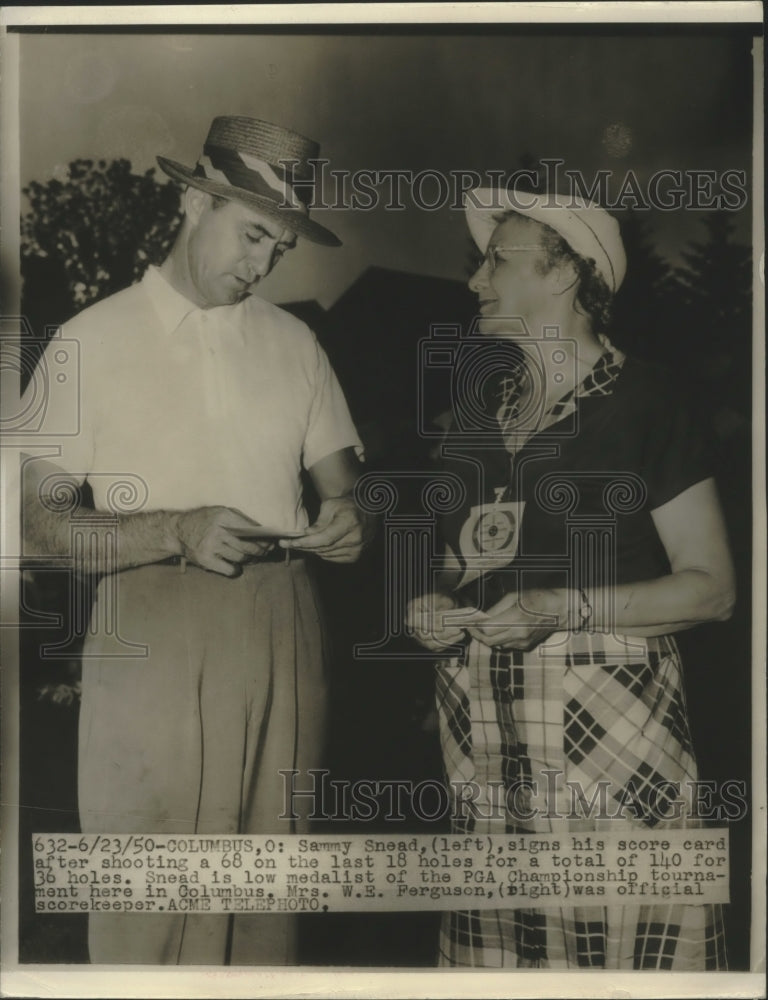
466, 588, 566, 652
405, 592, 469, 652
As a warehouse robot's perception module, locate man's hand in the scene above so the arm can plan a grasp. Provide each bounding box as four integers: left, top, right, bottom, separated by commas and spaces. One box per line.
279, 496, 372, 563
466, 589, 565, 652
405, 592, 469, 652
172, 506, 274, 576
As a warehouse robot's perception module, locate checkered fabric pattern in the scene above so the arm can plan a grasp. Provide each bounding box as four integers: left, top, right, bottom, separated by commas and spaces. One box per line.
434, 634, 727, 968
433, 342, 727, 968
497, 339, 626, 446
546, 346, 625, 422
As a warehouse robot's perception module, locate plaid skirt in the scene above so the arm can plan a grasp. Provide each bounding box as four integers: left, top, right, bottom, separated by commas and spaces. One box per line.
435, 630, 727, 969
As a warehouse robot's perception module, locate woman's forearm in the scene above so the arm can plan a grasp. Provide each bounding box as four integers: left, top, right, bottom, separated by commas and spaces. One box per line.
557, 569, 735, 637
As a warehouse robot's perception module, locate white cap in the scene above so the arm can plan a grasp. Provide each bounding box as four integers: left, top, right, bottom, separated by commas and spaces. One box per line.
464, 187, 626, 293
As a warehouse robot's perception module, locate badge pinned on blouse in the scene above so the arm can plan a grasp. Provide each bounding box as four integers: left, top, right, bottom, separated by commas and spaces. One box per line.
458, 500, 525, 570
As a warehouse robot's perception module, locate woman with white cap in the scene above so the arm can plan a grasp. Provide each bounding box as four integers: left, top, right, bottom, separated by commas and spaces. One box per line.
407, 187, 735, 968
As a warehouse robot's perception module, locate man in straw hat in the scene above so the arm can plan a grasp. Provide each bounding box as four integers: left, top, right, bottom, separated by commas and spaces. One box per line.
22, 116, 370, 964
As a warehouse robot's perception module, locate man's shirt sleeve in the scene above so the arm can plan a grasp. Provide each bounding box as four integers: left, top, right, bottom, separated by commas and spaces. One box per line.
302, 335, 364, 470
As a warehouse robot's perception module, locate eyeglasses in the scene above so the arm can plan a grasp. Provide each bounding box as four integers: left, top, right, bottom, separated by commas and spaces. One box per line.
482, 245, 548, 273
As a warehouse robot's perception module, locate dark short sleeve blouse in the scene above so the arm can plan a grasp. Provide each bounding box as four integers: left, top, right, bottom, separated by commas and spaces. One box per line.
438, 356, 713, 605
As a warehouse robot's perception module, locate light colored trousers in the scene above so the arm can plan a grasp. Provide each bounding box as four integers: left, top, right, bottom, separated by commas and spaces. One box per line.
78, 558, 327, 965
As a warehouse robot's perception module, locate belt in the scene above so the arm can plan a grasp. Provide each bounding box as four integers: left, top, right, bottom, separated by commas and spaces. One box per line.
160, 548, 304, 571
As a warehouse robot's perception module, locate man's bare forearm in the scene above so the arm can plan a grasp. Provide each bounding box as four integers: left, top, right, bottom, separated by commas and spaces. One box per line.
23, 497, 183, 574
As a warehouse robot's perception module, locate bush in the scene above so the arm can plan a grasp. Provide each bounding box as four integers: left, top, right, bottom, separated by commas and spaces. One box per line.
21, 158, 182, 323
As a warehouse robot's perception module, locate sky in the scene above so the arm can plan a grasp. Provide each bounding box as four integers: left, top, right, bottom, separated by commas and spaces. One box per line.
14, 25, 756, 308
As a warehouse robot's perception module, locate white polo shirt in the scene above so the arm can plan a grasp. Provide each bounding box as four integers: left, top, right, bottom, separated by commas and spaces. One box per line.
29, 266, 363, 532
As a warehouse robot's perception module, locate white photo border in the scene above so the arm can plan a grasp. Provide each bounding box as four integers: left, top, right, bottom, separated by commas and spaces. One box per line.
0, 4, 764, 998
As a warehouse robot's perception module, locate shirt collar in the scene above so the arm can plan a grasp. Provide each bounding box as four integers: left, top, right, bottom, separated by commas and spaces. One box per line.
142, 265, 201, 336
557, 335, 625, 407
496, 335, 626, 448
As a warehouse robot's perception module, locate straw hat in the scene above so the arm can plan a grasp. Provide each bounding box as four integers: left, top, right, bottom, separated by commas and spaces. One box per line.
464, 187, 626, 292
157, 116, 340, 246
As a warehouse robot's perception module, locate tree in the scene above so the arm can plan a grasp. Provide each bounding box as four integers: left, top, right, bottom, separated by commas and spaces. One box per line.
673, 212, 752, 402
610, 209, 678, 359
21, 158, 182, 344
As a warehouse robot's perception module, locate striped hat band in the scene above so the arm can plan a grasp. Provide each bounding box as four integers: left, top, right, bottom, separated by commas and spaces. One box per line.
194, 143, 310, 214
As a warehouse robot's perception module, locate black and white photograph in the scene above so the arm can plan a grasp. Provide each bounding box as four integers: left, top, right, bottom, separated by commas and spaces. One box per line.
0, 4, 764, 998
